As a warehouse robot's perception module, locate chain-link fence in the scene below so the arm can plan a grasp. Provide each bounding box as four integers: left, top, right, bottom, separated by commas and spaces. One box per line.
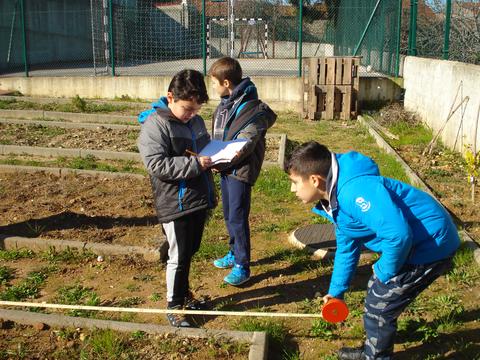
0, 0, 477, 78
404, 0, 480, 65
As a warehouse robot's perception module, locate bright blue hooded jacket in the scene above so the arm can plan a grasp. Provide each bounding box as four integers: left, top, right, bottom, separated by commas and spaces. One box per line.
313, 151, 460, 298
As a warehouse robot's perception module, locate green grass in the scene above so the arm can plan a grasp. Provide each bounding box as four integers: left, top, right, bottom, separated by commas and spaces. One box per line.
0, 248, 35, 261
80, 329, 131, 360
40, 246, 96, 264
55, 284, 101, 317
389, 122, 433, 147
0, 267, 52, 301
234, 318, 287, 348
444, 245, 480, 287
0, 155, 146, 175
310, 318, 337, 339
115, 296, 144, 307
0, 97, 133, 114
0, 266, 15, 285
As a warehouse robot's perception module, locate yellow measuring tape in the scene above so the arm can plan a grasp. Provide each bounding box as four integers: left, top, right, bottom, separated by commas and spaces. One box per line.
0, 300, 324, 318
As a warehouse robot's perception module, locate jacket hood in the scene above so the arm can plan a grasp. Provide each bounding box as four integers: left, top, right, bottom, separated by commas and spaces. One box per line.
221, 77, 258, 105
138, 96, 170, 124
262, 102, 277, 129
336, 151, 380, 192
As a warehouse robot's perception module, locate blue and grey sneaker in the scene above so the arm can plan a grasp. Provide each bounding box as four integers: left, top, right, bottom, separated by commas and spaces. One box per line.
213, 251, 235, 269
224, 264, 250, 286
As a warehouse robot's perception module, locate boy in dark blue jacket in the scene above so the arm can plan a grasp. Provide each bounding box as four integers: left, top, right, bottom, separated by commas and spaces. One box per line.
209, 57, 277, 286
285, 141, 460, 360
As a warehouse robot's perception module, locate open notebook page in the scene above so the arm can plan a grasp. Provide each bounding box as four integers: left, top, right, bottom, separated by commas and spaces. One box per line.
199, 139, 248, 165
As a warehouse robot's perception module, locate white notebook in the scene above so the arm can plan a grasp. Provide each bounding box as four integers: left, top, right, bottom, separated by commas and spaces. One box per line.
199, 139, 248, 165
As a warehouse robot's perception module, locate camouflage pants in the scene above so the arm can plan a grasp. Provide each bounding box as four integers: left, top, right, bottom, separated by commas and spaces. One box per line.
363, 257, 453, 359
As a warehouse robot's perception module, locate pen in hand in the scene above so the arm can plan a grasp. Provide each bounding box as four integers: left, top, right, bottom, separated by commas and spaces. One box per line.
185, 149, 198, 157
185, 149, 211, 169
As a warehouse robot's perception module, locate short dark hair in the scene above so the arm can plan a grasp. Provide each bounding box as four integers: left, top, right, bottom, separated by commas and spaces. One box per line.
284, 141, 332, 178
168, 69, 209, 104
208, 57, 242, 86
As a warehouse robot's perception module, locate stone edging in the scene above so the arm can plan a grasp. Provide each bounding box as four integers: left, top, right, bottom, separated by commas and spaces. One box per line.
357, 115, 480, 265
0, 308, 267, 360
0, 164, 145, 179
0, 109, 137, 124
0, 234, 167, 263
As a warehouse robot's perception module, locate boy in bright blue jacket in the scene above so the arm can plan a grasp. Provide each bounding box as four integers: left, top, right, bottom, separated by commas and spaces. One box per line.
285, 141, 460, 360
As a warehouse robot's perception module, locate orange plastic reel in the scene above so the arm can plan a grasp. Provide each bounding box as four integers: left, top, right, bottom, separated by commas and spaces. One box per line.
321, 298, 349, 323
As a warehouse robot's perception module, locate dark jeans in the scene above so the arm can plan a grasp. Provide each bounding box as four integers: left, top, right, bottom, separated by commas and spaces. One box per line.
363, 256, 454, 359
162, 209, 207, 307
220, 175, 252, 268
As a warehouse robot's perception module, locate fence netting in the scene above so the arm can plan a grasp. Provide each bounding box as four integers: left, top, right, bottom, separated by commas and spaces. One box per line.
0, 0, 477, 78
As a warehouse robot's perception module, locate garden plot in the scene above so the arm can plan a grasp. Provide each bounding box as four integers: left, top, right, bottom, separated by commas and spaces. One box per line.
0, 321, 249, 359
1, 105, 479, 359
0, 123, 282, 164
0, 171, 159, 247
368, 105, 480, 241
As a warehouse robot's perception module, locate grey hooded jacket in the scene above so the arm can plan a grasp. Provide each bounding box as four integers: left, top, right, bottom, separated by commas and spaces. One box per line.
138, 100, 216, 223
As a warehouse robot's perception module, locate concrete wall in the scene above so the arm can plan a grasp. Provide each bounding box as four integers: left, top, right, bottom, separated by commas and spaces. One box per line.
404, 57, 480, 152
0, 75, 401, 113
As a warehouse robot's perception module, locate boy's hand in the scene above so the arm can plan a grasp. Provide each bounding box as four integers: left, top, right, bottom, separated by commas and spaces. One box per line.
198, 156, 212, 170
322, 294, 334, 305
231, 150, 242, 162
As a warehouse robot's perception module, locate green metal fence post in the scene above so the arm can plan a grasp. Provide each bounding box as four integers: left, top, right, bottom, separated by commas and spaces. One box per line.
395, 0, 402, 76
298, 0, 303, 77
202, 0, 206, 75
108, 0, 115, 76
353, 0, 382, 56
408, 0, 417, 55
443, 0, 452, 60
379, 2, 385, 71
19, 0, 28, 77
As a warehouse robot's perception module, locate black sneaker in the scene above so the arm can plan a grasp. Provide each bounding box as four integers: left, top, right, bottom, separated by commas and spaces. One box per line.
184, 290, 209, 311
166, 305, 191, 327
337, 347, 366, 360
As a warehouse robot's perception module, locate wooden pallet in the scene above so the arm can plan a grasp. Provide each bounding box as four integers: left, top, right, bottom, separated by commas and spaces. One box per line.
303, 57, 360, 120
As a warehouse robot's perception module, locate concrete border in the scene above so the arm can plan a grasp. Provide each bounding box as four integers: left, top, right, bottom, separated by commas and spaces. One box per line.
0, 308, 267, 360
0, 235, 166, 263
357, 115, 480, 265
0, 109, 137, 124
0, 164, 145, 179
0, 95, 150, 108
0, 134, 286, 168
1, 144, 141, 161
0, 118, 138, 130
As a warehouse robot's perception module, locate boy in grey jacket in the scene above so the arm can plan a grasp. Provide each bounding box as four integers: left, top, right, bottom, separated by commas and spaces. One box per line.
138, 70, 216, 327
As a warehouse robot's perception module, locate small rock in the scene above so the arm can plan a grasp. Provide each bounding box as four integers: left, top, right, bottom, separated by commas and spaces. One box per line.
33, 322, 47, 331
97, 255, 104, 262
